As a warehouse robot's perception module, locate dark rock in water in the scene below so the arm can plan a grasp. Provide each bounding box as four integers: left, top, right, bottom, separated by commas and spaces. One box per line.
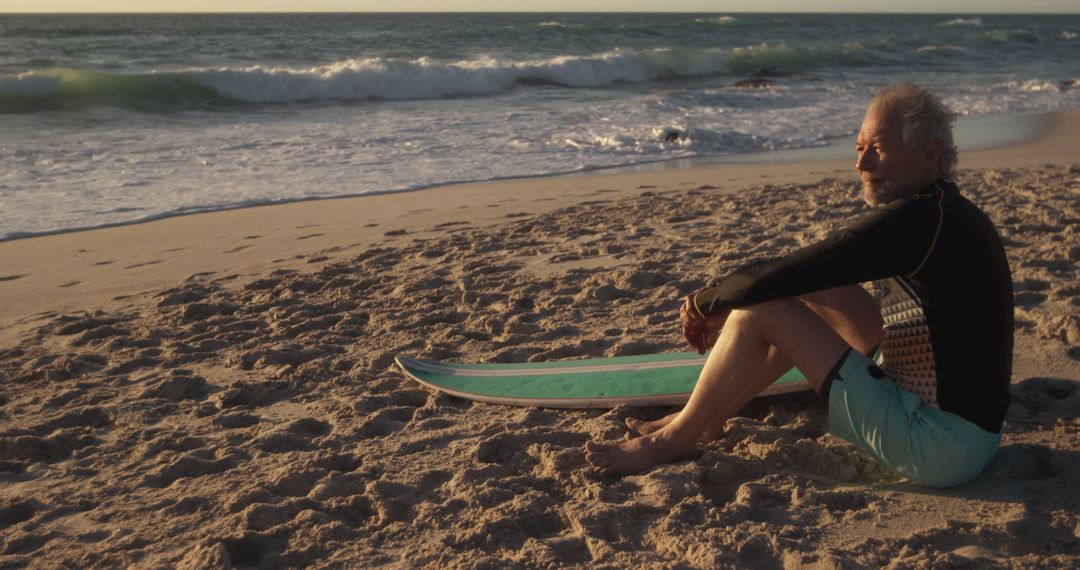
729, 67, 784, 89
1061, 79, 1078, 90
731, 77, 774, 89
663, 129, 682, 142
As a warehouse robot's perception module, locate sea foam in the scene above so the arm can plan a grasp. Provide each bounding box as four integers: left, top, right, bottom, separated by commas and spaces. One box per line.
0, 46, 862, 112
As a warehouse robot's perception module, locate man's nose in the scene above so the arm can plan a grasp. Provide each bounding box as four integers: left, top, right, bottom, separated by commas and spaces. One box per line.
856, 148, 874, 171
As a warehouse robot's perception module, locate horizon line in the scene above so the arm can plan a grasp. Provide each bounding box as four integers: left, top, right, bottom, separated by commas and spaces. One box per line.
2, 10, 1079, 15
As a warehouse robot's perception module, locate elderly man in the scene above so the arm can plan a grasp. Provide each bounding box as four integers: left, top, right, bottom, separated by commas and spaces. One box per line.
585, 83, 1013, 487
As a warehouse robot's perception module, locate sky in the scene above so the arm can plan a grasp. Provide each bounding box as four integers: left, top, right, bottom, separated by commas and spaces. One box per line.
2, 1, 1078, 14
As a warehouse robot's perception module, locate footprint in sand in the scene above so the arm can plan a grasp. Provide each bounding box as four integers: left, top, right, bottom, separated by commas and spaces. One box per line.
124, 260, 164, 270
31, 406, 112, 433
211, 412, 260, 429
0, 497, 38, 529
239, 502, 300, 532
75, 529, 112, 544
791, 487, 872, 513
388, 389, 429, 408
221, 535, 266, 567
143, 452, 237, 488
1010, 377, 1080, 416
49, 313, 128, 336
159, 496, 214, 517
365, 479, 421, 524
65, 323, 129, 349
1002, 444, 1063, 481
433, 221, 470, 229
137, 434, 209, 461
358, 407, 414, 437
36, 353, 107, 382
212, 381, 291, 409
308, 471, 369, 501
664, 210, 710, 224
417, 469, 453, 493
254, 418, 332, 453
268, 465, 329, 497
473, 433, 526, 464
137, 372, 208, 402
105, 353, 161, 375
542, 533, 592, 563
1, 530, 57, 556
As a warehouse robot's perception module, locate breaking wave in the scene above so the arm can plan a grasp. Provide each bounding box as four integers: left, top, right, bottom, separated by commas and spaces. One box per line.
2, 49, 742, 113
0, 29, 1048, 115
939, 17, 983, 27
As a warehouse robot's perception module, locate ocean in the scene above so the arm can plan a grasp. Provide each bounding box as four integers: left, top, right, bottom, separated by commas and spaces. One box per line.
1, 13, 1077, 240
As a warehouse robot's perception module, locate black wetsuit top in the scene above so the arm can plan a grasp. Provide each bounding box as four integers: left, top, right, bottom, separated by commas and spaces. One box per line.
691, 181, 1013, 433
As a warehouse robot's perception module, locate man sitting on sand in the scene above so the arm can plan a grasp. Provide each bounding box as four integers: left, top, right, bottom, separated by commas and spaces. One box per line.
585, 83, 1013, 487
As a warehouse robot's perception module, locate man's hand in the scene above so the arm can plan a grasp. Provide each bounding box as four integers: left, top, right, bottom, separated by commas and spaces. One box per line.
680, 294, 730, 355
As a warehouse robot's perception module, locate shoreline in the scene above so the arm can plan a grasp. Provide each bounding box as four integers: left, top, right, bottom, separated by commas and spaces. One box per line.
2, 108, 1078, 344
0, 108, 1059, 245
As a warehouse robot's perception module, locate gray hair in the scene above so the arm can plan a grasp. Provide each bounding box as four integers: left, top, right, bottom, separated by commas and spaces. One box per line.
870, 83, 958, 179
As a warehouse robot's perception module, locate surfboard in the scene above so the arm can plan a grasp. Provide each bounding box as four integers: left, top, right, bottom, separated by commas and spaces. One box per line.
395, 352, 810, 408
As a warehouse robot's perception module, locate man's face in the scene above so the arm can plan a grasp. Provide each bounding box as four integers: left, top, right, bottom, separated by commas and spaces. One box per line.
855, 107, 927, 206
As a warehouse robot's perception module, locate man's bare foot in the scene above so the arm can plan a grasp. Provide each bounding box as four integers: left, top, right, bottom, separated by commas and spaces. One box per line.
584, 429, 700, 475
624, 412, 678, 436
625, 413, 726, 442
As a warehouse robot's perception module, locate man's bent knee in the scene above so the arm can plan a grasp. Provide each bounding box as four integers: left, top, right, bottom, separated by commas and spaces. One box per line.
725, 298, 800, 329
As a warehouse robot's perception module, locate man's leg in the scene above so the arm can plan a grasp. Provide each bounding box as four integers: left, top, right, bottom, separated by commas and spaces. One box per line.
585, 290, 876, 475
624, 345, 792, 439
626, 285, 882, 439
798, 284, 883, 356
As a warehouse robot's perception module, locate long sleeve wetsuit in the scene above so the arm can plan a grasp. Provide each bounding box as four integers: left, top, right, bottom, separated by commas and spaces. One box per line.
690, 181, 1013, 433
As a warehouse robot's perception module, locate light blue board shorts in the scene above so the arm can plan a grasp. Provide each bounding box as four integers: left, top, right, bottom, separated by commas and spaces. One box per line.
827, 349, 1001, 487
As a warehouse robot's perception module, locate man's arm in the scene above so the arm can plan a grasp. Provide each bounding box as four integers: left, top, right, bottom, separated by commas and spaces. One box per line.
690, 193, 941, 318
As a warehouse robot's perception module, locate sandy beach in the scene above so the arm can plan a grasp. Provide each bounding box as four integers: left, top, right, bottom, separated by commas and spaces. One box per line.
1, 109, 1078, 568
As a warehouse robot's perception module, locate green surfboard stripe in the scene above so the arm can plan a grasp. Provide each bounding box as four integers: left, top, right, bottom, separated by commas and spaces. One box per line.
430, 351, 707, 371
399, 352, 806, 400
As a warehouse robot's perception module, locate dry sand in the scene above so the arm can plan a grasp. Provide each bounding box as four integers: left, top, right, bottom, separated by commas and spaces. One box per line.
1, 112, 1079, 568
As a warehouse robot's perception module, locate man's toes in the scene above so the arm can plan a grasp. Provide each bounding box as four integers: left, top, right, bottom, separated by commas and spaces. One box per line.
584, 452, 612, 471
584, 440, 613, 453
591, 455, 616, 472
